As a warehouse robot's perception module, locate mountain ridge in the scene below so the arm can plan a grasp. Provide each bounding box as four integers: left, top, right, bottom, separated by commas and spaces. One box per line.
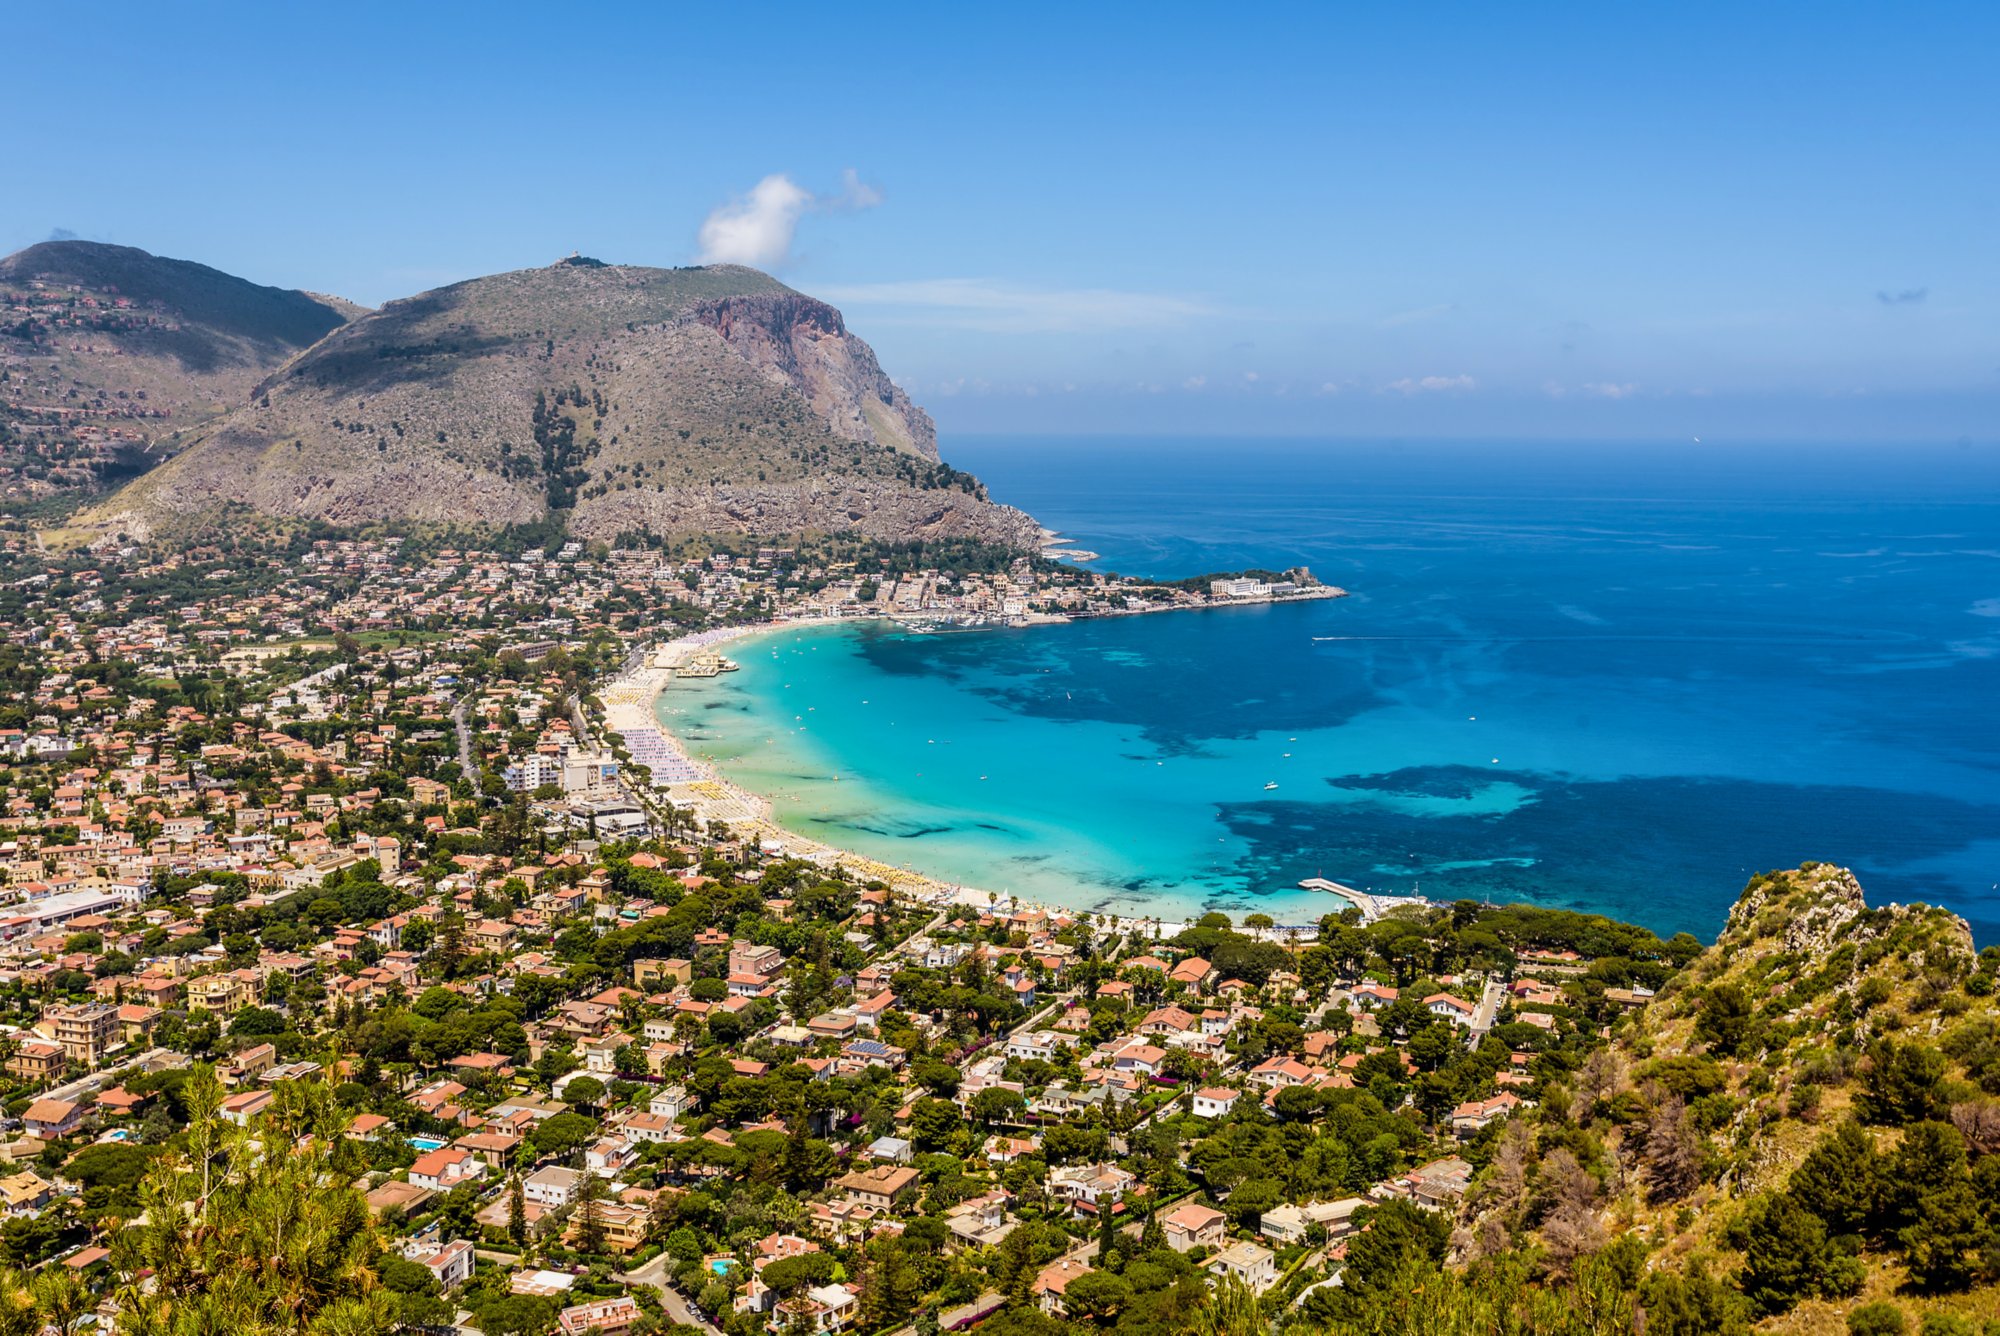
0, 240, 358, 502
76, 255, 1038, 547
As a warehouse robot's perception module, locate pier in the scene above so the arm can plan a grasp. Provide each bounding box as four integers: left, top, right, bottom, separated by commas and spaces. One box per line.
1298, 877, 1433, 923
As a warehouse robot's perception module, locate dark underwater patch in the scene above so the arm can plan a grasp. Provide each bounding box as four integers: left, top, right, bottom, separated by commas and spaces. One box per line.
1219, 768, 2000, 942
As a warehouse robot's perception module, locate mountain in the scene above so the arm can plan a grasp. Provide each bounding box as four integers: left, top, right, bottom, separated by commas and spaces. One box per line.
0, 241, 357, 502
83, 257, 1040, 547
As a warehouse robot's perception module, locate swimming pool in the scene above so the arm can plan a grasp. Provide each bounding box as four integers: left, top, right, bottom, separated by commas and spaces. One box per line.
408, 1136, 447, 1152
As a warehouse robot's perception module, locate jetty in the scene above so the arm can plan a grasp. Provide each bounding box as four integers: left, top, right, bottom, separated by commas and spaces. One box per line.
1299, 877, 1434, 923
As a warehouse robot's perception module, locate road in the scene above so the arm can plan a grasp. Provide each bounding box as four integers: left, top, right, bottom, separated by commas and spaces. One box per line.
449, 694, 475, 775
621, 1252, 721, 1335
1471, 976, 1506, 1036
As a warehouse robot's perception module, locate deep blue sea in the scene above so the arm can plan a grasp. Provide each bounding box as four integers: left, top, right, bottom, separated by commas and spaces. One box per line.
657, 438, 2000, 943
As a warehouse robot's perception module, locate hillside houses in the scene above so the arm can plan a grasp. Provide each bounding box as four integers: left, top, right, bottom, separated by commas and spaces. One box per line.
0, 521, 1678, 1336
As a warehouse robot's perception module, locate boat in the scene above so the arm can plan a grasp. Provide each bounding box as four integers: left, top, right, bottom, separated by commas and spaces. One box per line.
1263, 781, 1279, 791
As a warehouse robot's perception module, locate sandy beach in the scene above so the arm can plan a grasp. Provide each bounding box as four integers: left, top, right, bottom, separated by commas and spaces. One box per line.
598, 618, 1199, 939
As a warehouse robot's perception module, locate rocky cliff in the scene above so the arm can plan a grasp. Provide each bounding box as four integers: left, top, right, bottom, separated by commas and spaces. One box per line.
691, 293, 938, 459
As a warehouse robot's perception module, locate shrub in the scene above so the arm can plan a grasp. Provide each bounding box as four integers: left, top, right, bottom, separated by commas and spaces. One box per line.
1917, 1313, 1976, 1336
1847, 1302, 1906, 1336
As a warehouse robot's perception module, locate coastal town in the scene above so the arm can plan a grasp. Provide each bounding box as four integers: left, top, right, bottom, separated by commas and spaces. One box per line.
9, 8, 1999, 1327
0, 521, 1695, 1336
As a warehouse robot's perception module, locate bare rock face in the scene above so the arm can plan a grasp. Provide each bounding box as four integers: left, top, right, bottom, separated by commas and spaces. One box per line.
1723, 862, 1974, 965
1725, 864, 1869, 954
691, 293, 938, 460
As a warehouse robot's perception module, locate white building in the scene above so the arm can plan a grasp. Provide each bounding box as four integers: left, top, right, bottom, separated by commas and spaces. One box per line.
1004, 1030, 1060, 1062
408, 1147, 484, 1193
649, 1086, 692, 1120
1191, 1087, 1240, 1119
562, 749, 620, 793
1207, 1241, 1278, 1293
523, 1165, 581, 1208
418, 1238, 475, 1289
504, 755, 561, 792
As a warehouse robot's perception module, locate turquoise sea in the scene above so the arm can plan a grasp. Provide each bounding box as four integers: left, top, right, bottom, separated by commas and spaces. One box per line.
655, 439, 2000, 942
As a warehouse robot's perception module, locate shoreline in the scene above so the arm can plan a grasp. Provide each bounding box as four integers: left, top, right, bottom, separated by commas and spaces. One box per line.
596, 580, 1349, 940
599, 616, 1229, 942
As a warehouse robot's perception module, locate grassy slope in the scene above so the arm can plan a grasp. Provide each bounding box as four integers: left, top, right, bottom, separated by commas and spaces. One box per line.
1588, 865, 1995, 1331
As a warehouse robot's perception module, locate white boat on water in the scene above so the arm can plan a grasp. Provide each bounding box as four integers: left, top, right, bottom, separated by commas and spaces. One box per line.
1263, 781, 1279, 791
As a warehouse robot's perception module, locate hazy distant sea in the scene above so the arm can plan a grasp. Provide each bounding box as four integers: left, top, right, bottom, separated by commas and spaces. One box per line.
655, 438, 2000, 942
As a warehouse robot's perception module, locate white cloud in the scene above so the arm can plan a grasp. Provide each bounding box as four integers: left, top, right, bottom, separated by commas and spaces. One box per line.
813, 278, 1214, 333
1385, 374, 1476, 395
697, 170, 883, 269
832, 168, 882, 210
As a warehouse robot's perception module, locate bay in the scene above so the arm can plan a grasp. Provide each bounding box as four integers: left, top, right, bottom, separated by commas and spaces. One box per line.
657, 438, 2000, 941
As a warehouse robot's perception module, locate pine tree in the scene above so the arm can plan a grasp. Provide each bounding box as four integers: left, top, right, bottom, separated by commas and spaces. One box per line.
182, 1062, 224, 1207
27, 1270, 87, 1336
1185, 1273, 1263, 1336
1898, 1178, 1988, 1292
1888, 1121, 1991, 1291
436, 910, 468, 977
996, 1221, 1035, 1304
507, 1174, 527, 1247
1788, 1119, 1881, 1236
115, 1073, 398, 1336
1737, 1192, 1865, 1314
575, 1170, 606, 1254
1140, 1206, 1164, 1253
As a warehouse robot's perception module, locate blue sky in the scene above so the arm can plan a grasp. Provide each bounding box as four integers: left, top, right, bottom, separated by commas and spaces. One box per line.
7, 2, 1995, 440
